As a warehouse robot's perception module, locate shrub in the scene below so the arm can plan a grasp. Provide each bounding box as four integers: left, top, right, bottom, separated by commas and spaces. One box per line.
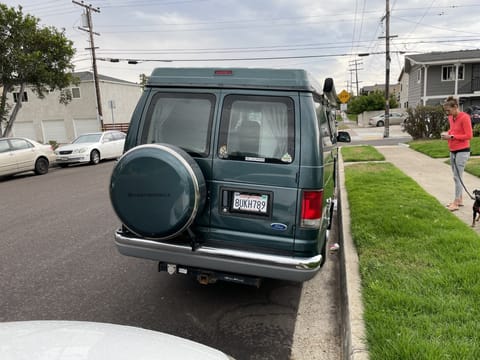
473, 123, 480, 137
403, 105, 447, 140
49, 140, 59, 150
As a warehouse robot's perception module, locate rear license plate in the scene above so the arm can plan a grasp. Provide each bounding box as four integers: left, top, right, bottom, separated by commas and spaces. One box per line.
232, 192, 269, 214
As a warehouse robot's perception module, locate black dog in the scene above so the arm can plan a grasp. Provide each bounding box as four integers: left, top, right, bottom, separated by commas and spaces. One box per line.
472, 190, 480, 227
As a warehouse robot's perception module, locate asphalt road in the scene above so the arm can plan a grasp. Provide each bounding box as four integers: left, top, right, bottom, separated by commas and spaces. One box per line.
0, 161, 342, 360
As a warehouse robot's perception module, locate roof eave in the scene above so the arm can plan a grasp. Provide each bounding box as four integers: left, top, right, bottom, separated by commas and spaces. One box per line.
405, 56, 480, 66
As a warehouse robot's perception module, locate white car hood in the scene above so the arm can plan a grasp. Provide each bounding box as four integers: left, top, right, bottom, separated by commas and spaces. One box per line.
0, 321, 231, 360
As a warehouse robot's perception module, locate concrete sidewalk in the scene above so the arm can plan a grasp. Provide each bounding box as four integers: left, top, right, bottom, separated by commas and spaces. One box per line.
340, 143, 480, 360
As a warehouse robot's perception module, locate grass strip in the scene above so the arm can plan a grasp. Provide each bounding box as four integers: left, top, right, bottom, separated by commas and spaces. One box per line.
408, 138, 480, 158
341, 145, 385, 162
466, 157, 480, 177
345, 162, 480, 359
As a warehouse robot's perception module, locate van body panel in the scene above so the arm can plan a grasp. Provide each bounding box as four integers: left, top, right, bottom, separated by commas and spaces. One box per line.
110, 67, 350, 283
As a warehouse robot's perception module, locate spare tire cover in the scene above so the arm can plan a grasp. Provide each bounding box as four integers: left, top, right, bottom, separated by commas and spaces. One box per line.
110, 144, 206, 239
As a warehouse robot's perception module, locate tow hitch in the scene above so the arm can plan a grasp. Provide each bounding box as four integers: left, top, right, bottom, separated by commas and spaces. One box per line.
159, 263, 262, 287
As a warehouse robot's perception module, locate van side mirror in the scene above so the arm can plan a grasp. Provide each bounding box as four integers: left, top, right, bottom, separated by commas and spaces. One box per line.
337, 131, 351, 143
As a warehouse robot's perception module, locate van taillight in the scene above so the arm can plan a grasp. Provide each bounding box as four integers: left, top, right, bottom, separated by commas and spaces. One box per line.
301, 190, 322, 228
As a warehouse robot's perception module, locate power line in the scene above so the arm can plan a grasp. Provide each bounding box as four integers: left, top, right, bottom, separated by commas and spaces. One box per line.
97, 50, 407, 64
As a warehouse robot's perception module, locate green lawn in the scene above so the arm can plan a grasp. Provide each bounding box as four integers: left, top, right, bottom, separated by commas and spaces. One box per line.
341, 145, 385, 162
408, 137, 480, 158
408, 138, 480, 177
341, 145, 480, 359
344, 162, 480, 359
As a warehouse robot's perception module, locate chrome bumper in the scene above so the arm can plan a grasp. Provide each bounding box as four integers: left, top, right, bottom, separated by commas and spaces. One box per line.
114, 230, 322, 282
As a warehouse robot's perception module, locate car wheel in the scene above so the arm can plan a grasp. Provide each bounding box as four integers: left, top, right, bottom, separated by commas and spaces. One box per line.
377, 120, 384, 127
34, 157, 49, 175
90, 150, 100, 165
110, 144, 207, 239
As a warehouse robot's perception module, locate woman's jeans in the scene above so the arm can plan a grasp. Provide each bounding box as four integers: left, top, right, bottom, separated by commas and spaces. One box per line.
450, 151, 470, 199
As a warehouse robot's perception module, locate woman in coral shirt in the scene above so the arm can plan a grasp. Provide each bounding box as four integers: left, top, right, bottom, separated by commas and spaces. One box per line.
441, 96, 473, 211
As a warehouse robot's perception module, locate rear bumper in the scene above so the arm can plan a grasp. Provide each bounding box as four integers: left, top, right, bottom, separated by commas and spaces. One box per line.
114, 229, 321, 282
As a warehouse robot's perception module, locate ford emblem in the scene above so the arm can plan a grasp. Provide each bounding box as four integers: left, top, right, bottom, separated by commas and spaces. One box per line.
271, 223, 287, 231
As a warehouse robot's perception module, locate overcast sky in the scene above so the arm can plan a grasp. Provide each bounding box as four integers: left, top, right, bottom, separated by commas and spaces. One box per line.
3, 0, 480, 94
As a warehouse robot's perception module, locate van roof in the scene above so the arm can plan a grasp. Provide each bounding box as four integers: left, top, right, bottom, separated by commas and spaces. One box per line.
147, 67, 327, 94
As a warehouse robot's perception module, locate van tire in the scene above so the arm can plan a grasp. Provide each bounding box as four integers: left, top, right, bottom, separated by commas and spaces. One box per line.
320, 232, 327, 267
110, 144, 206, 239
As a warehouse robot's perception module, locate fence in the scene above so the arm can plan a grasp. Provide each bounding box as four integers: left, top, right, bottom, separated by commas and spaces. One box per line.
102, 123, 130, 133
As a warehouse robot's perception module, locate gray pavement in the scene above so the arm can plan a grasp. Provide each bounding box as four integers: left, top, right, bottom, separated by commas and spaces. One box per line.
339, 125, 479, 360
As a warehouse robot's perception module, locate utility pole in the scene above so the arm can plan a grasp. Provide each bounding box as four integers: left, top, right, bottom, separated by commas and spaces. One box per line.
349, 59, 363, 96
73, 1, 104, 130
379, 0, 397, 138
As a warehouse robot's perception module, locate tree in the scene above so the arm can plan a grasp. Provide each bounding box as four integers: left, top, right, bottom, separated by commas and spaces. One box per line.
0, 4, 77, 137
139, 73, 148, 90
347, 90, 399, 115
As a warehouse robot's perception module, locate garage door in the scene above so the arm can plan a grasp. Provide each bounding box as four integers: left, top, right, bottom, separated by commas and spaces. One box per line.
74, 118, 100, 137
42, 120, 67, 144
13, 122, 37, 141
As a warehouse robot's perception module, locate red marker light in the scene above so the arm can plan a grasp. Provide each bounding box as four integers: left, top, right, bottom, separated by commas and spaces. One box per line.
214, 70, 233, 76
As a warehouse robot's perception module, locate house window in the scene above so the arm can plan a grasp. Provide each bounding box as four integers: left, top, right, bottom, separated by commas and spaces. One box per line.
442, 65, 464, 81
72, 87, 81, 98
13, 91, 28, 103
416, 69, 421, 84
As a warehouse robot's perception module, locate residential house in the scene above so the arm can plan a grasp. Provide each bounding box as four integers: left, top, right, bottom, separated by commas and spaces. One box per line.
404, 49, 480, 109
397, 67, 409, 109
8, 71, 142, 143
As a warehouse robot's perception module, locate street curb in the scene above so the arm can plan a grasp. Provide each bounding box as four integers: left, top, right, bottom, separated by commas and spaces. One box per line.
338, 152, 369, 360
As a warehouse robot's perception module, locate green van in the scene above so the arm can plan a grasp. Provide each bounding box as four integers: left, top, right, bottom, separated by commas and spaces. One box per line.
109, 68, 351, 285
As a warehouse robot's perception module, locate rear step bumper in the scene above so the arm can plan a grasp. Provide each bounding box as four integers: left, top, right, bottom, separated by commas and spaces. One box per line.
115, 229, 322, 282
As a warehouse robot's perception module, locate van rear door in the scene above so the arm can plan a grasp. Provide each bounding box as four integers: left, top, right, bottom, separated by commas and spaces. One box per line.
209, 91, 300, 253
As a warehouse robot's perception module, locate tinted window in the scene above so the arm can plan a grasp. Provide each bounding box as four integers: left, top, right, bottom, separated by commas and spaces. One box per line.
10, 139, 32, 150
142, 92, 215, 157
218, 95, 294, 163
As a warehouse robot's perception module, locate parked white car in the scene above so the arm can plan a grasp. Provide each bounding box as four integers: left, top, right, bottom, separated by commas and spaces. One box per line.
0, 137, 55, 177
55, 131, 126, 167
0, 321, 233, 360
369, 112, 406, 127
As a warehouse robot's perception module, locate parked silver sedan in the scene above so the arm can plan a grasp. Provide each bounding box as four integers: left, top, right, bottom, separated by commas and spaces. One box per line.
369, 112, 406, 127
0, 137, 55, 177
55, 131, 126, 167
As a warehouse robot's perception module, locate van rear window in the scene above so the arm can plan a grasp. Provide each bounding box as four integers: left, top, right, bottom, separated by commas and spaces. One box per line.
218, 95, 294, 163
141, 92, 215, 157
